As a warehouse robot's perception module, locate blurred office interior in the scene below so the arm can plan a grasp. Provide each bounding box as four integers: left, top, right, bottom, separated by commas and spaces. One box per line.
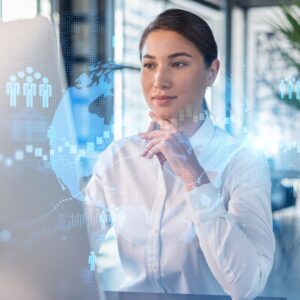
0, 0, 299, 299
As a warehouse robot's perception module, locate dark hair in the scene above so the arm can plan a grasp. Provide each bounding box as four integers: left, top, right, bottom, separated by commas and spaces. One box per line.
139, 9, 218, 67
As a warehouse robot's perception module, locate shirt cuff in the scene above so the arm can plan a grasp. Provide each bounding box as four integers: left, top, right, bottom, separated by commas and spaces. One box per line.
185, 183, 227, 224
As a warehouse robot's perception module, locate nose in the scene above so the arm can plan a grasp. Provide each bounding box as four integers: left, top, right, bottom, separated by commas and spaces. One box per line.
153, 66, 172, 90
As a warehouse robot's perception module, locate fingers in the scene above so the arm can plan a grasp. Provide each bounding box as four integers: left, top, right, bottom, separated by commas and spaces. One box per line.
139, 111, 178, 160
144, 142, 162, 159
139, 130, 162, 140
141, 137, 162, 158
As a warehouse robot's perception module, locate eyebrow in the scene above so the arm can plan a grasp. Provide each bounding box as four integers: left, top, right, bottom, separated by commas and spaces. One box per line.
142, 52, 193, 60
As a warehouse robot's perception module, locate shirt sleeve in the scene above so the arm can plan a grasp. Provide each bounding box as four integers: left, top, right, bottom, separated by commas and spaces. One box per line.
185, 148, 275, 300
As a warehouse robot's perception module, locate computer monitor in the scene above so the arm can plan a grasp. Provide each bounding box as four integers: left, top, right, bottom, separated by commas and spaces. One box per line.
0, 16, 104, 300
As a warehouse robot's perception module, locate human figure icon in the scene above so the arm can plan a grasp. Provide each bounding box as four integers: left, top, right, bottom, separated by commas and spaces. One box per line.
6, 75, 20, 106
23, 76, 36, 107
279, 79, 286, 100
287, 78, 294, 100
295, 80, 300, 100
88, 251, 96, 272
108, 209, 115, 226
39, 77, 52, 108
99, 210, 108, 230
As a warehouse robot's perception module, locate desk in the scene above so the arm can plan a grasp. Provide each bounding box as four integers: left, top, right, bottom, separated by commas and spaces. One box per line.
105, 291, 286, 300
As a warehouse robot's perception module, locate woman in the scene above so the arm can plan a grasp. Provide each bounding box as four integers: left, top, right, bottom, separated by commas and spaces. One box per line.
85, 9, 275, 300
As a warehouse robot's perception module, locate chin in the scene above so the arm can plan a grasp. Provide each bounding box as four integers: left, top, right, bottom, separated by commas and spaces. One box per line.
152, 110, 174, 120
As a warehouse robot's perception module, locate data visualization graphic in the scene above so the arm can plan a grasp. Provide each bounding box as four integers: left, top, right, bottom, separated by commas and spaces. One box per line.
49, 61, 115, 200
1, 60, 115, 296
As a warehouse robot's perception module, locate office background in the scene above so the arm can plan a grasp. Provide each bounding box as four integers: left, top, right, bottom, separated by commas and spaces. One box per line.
0, 0, 299, 300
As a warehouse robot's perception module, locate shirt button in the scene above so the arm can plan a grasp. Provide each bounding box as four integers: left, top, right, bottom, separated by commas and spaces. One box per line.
153, 228, 158, 234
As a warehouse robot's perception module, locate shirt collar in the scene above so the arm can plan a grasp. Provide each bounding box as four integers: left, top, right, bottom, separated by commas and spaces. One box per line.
189, 111, 215, 151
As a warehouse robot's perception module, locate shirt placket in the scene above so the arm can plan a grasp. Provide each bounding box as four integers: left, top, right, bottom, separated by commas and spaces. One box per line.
146, 158, 167, 293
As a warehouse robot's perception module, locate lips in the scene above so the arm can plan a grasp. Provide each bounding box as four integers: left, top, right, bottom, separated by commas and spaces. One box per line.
152, 95, 176, 106
152, 95, 177, 100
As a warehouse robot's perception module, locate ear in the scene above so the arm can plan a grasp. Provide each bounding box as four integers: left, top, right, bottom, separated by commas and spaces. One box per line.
206, 59, 220, 87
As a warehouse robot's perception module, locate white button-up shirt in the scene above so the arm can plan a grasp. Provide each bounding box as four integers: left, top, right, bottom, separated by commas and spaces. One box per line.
85, 115, 275, 300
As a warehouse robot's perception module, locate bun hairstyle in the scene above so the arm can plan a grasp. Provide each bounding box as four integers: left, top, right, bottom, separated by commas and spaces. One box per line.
139, 8, 218, 111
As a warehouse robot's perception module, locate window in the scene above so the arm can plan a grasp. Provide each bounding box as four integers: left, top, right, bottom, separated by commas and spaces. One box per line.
1, 0, 37, 21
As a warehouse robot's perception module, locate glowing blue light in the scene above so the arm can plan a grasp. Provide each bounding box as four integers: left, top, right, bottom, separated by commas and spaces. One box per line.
34, 72, 41, 80
26, 66, 34, 74
18, 71, 25, 78
0, 229, 11, 242
15, 151, 24, 160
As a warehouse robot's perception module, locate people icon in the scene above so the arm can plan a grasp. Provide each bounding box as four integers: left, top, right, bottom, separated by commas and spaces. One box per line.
279, 79, 286, 100
97, 206, 126, 230
7, 70, 52, 108
287, 78, 294, 100
279, 77, 299, 101
23, 76, 36, 107
6, 75, 20, 107
88, 251, 97, 272
39, 77, 52, 108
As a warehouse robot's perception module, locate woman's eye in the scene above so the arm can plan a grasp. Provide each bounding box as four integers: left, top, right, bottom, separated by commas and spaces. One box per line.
172, 62, 187, 68
143, 62, 187, 69
143, 63, 154, 69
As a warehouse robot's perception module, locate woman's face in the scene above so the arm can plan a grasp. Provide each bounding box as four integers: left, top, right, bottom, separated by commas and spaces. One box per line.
140, 29, 218, 121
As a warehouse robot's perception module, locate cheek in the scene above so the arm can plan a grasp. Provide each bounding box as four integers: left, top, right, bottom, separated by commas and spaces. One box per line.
140, 75, 153, 109
178, 70, 207, 95
141, 73, 151, 95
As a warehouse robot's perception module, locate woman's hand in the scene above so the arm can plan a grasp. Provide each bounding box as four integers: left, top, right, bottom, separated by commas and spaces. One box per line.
139, 112, 210, 191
